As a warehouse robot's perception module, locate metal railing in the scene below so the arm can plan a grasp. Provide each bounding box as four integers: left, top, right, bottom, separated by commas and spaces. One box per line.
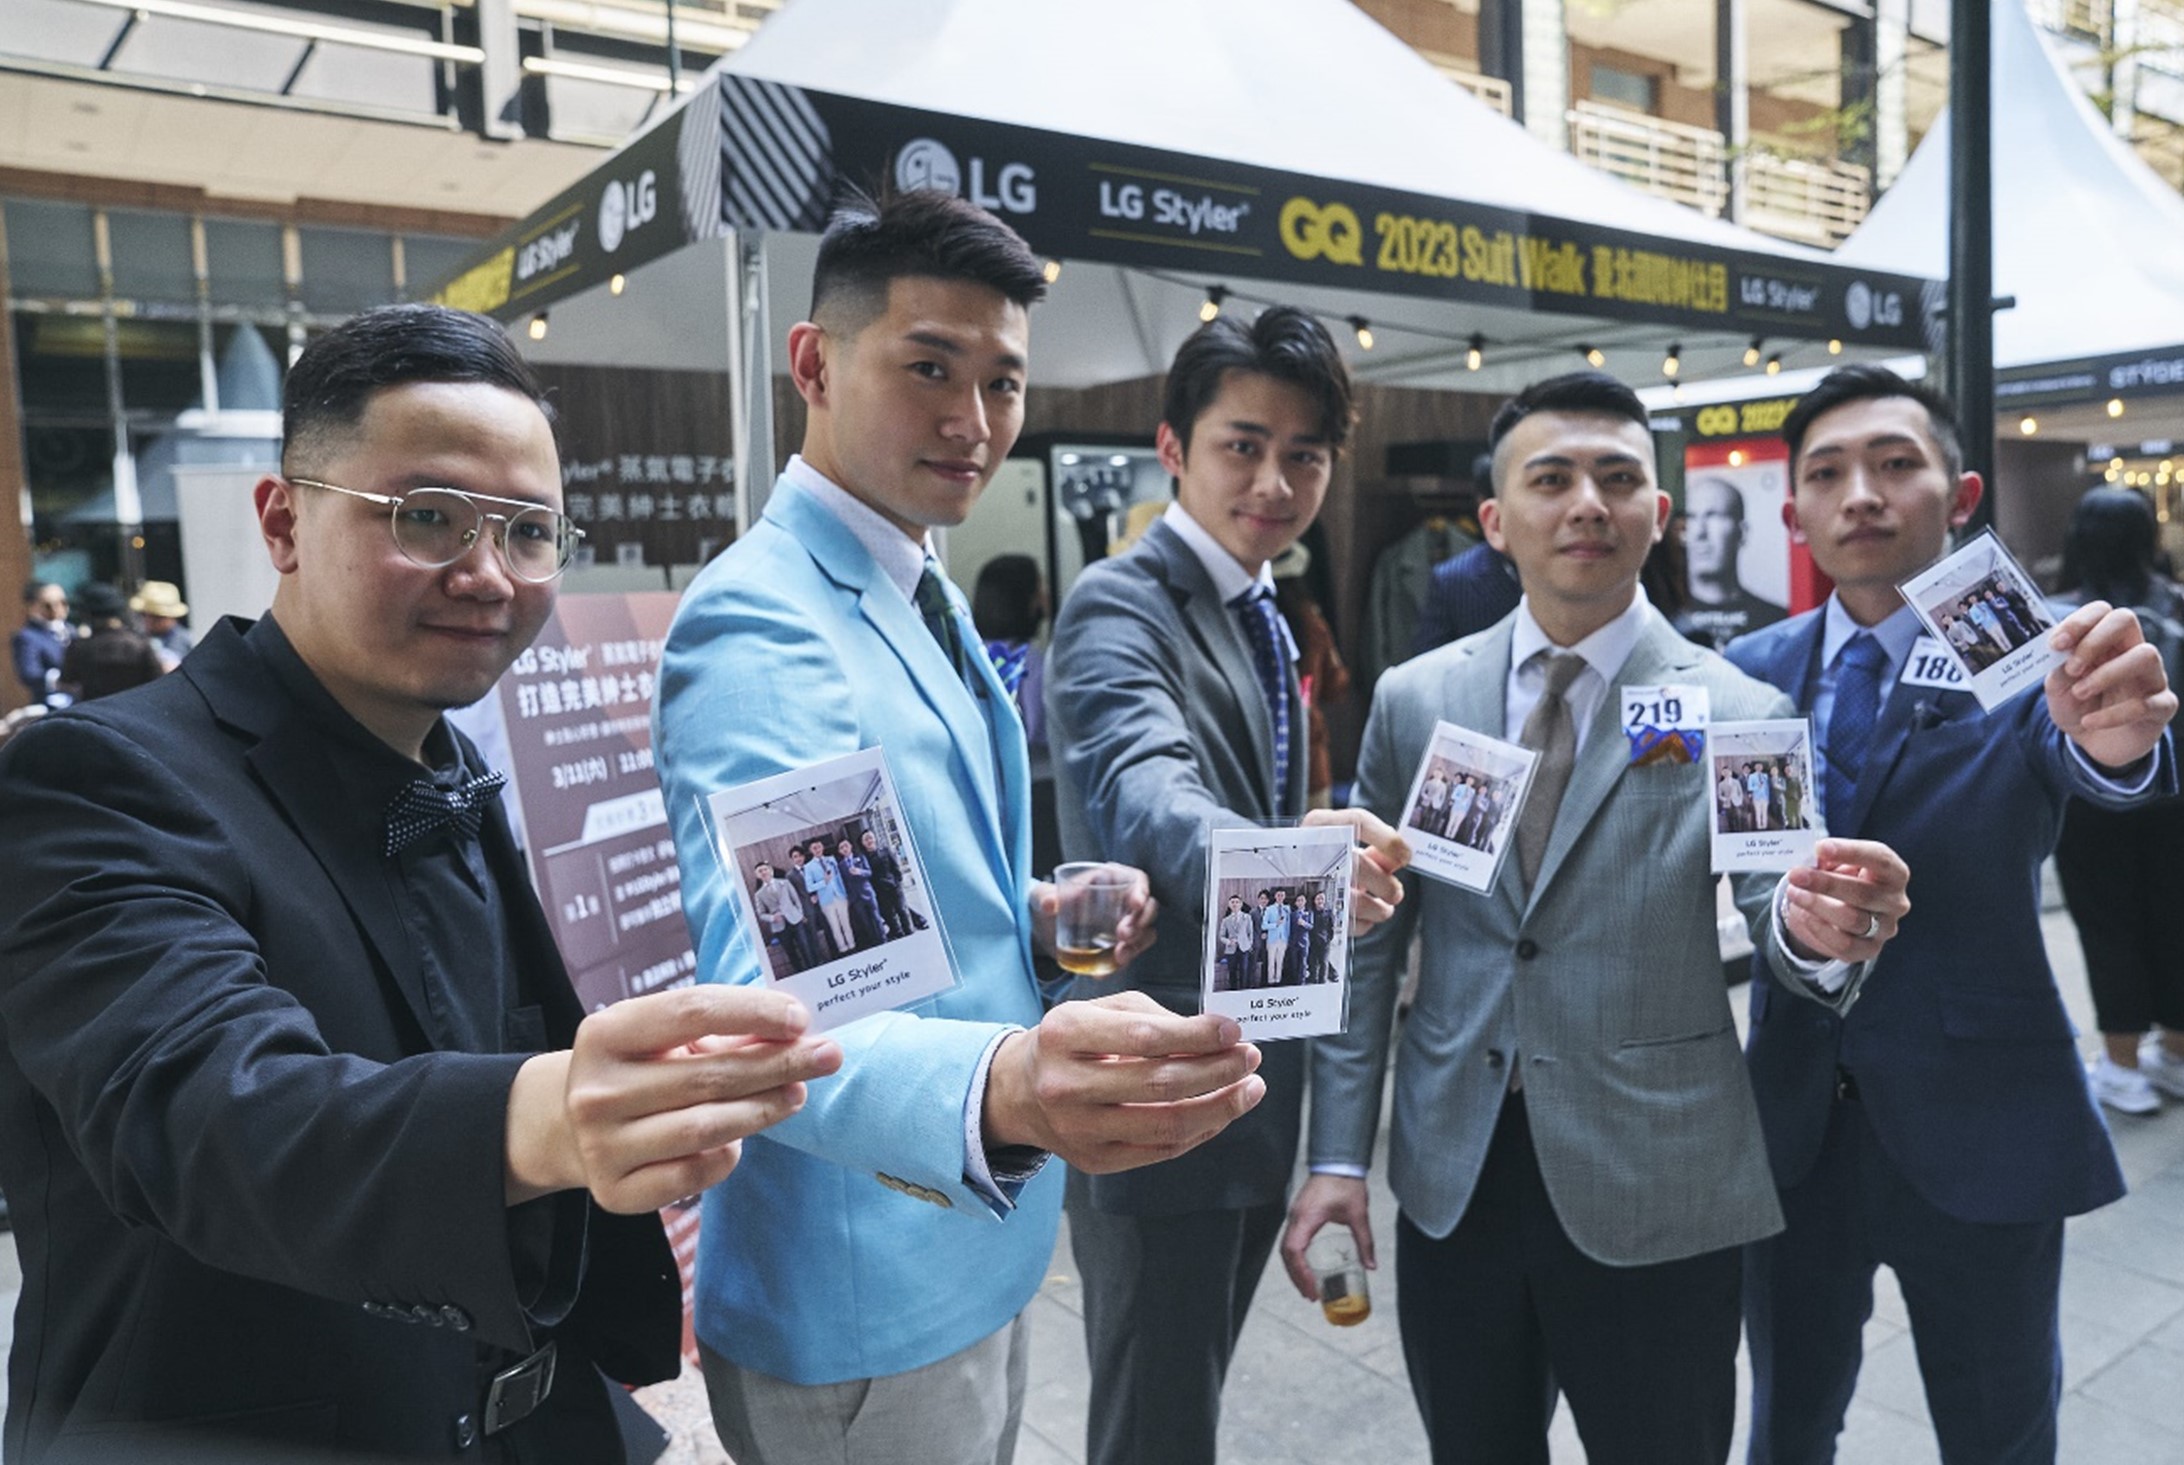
1741, 150, 1872, 246
1566, 100, 1730, 215
1419, 50, 1515, 115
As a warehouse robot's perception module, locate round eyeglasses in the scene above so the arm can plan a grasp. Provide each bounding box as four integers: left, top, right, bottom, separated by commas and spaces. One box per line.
289, 479, 585, 584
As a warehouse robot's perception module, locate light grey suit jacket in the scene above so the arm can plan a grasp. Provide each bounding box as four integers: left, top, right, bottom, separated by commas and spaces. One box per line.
1311, 610, 1845, 1265
1047, 518, 1310, 1215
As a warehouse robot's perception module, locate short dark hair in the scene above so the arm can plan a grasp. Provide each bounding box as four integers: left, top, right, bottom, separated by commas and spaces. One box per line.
972, 554, 1045, 642
22, 580, 58, 606
810, 188, 1047, 332
1160, 306, 1356, 454
281, 304, 550, 473
1780, 364, 1964, 481
1485, 371, 1649, 492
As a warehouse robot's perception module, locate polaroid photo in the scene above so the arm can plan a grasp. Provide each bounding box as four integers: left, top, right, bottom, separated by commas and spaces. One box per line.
1709, 719, 1820, 872
1396, 721, 1539, 894
1898, 529, 2064, 710
1201, 824, 1356, 1042
702, 746, 955, 1032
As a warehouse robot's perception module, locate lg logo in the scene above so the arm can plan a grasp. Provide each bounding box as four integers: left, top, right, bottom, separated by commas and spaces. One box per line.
598, 170, 658, 254
1843, 280, 1903, 331
1279, 197, 1363, 266
893, 137, 1036, 214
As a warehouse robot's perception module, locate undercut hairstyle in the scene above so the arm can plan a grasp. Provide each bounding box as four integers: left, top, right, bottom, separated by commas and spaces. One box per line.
1161, 305, 1356, 454
1485, 371, 1650, 493
1781, 364, 1964, 481
281, 303, 551, 474
810, 187, 1048, 334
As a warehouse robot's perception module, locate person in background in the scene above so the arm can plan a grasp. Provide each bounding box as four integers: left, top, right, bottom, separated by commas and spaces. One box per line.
11, 582, 72, 708
972, 552, 1049, 756
1274, 542, 1353, 808
129, 581, 195, 669
2050, 486, 2184, 1113
1411, 459, 1524, 658
59, 623, 165, 703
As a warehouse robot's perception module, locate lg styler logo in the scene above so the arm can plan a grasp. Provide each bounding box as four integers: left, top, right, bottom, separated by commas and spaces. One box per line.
894, 137, 1037, 214
1280, 197, 1364, 266
598, 170, 659, 254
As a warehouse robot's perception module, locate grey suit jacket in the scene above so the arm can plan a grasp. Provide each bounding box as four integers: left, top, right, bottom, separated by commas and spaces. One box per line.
1311, 609, 1849, 1265
1047, 518, 1310, 1215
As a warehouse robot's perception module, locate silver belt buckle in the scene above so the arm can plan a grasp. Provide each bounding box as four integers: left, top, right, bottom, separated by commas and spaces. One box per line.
483, 1340, 557, 1436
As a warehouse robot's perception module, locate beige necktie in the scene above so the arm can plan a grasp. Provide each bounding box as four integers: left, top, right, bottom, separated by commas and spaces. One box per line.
1515, 651, 1588, 890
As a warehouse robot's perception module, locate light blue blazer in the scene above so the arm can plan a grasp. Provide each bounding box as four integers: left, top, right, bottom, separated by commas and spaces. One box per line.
654, 474, 1053, 1386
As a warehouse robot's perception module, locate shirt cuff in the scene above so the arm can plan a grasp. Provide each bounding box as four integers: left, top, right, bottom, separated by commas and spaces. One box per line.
1309, 1162, 1369, 1178
1771, 876, 1854, 995
2067, 739, 2160, 793
962, 1028, 1049, 1212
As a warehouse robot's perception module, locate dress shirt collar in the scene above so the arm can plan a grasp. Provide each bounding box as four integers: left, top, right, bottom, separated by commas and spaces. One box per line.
1509, 588, 1654, 687
783, 454, 932, 604
245, 613, 464, 782
1819, 593, 1923, 675
1160, 502, 1274, 606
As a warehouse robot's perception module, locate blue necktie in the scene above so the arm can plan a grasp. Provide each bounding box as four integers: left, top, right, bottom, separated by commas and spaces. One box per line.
1823, 632, 1886, 831
914, 563, 969, 681
1236, 588, 1294, 817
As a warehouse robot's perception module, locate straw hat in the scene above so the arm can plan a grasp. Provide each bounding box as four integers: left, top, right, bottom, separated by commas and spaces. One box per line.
129, 581, 188, 619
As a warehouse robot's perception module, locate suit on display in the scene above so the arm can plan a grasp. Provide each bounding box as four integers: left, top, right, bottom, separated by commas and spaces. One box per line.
0, 617, 679, 1464
1047, 513, 1310, 1465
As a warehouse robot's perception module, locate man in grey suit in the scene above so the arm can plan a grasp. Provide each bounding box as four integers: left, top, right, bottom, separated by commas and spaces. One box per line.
1282, 372, 1912, 1465
1048, 306, 1408, 1465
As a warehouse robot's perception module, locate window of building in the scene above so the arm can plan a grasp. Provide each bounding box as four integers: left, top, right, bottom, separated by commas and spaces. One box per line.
1591, 63, 1658, 113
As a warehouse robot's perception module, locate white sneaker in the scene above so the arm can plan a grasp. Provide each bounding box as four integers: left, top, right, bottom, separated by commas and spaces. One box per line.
2089, 1054, 2161, 1115
2137, 1041, 2184, 1100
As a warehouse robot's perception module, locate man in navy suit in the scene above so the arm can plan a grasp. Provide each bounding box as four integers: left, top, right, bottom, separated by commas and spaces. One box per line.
1727, 364, 2178, 1464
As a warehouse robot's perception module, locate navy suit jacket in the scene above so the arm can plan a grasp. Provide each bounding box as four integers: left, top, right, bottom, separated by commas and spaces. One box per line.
1727, 609, 2175, 1224
1409, 543, 1524, 659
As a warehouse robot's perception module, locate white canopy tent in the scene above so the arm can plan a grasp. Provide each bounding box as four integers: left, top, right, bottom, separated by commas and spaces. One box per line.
1833, 0, 2184, 444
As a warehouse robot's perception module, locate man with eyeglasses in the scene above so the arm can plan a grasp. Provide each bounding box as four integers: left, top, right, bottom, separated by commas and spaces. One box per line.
0, 303, 842, 1464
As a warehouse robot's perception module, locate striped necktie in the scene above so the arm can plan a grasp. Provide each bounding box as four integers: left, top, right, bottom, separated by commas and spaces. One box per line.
1234, 587, 1294, 817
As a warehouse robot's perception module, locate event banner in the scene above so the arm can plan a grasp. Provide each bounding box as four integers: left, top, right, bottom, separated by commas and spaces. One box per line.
430, 74, 1935, 347
703, 76, 1931, 346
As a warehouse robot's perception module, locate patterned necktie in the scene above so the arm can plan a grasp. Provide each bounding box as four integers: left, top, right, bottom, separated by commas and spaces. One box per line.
1823, 632, 1887, 831
914, 562, 970, 683
1235, 587, 1294, 817
1515, 651, 1588, 889
384, 769, 506, 857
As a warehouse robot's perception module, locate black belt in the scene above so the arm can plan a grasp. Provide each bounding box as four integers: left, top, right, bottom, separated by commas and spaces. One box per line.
484, 1341, 557, 1436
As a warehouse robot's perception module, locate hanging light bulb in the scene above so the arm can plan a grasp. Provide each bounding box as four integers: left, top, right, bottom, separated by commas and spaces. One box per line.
1583, 345, 1606, 368
1662, 343, 1682, 378
609, 274, 626, 296
1466, 333, 1484, 371
1199, 286, 1229, 323
1827, 338, 1843, 355
527, 312, 549, 341
1744, 337, 1764, 367
2019, 416, 2039, 436
2107, 397, 2126, 419
1347, 316, 1374, 351
1765, 354, 1783, 376
1043, 258, 1063, 285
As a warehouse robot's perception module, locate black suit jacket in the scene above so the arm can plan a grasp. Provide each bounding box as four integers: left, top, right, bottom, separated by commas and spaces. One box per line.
0, 618, 679, 1463
1409, 543, 1523, 660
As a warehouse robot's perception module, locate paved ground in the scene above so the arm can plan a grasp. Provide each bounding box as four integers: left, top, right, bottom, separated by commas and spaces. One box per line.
8, 894, 2181, 1463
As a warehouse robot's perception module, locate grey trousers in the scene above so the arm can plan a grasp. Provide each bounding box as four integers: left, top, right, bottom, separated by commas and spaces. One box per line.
1068, 1183, 1288, 1465
699, 1311, 1029, 1465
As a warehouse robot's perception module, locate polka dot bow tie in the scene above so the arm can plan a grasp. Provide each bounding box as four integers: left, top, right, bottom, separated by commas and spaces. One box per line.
383, 770, 507, 857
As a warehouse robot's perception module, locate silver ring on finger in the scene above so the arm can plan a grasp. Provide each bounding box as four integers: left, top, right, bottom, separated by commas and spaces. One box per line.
1861, 911, 1880, 940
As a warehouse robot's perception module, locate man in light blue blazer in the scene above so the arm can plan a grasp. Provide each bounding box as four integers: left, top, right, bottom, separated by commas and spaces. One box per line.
1729, 365, 2178, 1465
654, 191, 1266, 1465
1285, 372, 1913, 1465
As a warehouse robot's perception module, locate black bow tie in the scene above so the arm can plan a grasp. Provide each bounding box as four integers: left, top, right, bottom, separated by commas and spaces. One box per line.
384, 769, 507, 857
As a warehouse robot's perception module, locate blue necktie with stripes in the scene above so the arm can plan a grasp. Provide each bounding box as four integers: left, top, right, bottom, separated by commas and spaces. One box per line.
1823, 632, 1886, 831
1235, 587, 1293, 817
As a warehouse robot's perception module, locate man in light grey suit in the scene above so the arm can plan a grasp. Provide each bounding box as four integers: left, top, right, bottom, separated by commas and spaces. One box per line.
1282, 372, 1912, 1465
1047, 306, 1408, 1465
